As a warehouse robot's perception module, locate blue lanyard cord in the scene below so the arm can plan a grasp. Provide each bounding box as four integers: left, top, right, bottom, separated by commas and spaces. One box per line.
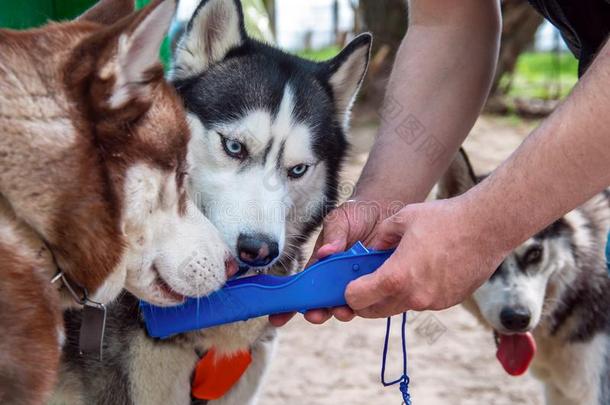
381, 313, 412, 405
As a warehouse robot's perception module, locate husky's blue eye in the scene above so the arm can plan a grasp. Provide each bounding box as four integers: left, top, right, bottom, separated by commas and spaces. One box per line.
288, 164, 309, 179
220, 135, 248, 160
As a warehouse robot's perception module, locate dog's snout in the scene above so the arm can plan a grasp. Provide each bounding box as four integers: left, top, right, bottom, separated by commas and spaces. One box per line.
237, 233, 279, 267
500, 307, 531, 332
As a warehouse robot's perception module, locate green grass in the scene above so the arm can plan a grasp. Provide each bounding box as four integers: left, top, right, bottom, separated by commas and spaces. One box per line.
502, 51, 578, 99
297, 46, 341, 61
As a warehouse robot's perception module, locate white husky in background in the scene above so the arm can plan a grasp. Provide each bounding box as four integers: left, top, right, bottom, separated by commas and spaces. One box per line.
438, 149, 610, 405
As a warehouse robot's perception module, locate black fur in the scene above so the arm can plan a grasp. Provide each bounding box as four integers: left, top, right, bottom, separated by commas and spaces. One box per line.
534, 217, 572, 240
60, 295, 141, 405
173, 38, 351, 231
549, 240, 610, 342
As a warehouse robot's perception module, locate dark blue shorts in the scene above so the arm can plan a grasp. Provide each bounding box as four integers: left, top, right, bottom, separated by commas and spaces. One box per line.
606, 233, 610, 273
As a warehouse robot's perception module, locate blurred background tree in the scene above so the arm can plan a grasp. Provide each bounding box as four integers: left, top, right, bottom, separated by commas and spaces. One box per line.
492, 0, 544, 97
355, 0, 408, 107
358, 0, 407, 67
346, 0, 574, 116
0, 0, 577, 118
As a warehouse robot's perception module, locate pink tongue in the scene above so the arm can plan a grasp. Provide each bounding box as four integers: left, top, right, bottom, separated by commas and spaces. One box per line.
496, 332, 537, 376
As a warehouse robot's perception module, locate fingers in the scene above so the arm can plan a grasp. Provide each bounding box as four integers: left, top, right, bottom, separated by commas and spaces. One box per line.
304, 309, 333, 324
268, 312, 296, 327
306, 307, 355, 323
269, 308, 354, 326
332, 306, 356, 322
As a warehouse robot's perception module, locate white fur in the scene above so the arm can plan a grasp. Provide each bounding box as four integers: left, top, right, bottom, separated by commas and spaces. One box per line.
564, 209, 594, 253
170, 0, 243, 80
327, 33, 371, 129
126, 320, 276, 405
209, 327, 278, 405
129, 330, 198, 405
57, 325, 66, 348
534, 333, 608, 405
187, 85, 327, 267
119, 163, 230, 306
473, 237, 570, 333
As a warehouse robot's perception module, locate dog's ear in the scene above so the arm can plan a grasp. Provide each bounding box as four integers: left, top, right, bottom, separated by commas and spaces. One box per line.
170, 0, 246, 80
87, 0, 175, 111
65, 0, 175, 119
76, 0, 135, 25
106, 0, 175, 108
318, 33, 372, 128
437, 148, 478, 199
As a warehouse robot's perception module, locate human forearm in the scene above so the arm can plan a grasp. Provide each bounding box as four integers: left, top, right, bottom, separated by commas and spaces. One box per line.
340, 40, 610, 317
461, 39, 610, 254
355, 0, 501, 205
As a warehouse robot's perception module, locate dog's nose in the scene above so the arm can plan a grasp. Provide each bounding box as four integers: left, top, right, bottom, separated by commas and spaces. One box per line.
237, 234, 279, 267
500, 307, 531, 332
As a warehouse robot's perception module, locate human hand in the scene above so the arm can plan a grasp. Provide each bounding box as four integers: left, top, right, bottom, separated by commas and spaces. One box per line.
345, 196, 506, 317
269, 199, 400, 327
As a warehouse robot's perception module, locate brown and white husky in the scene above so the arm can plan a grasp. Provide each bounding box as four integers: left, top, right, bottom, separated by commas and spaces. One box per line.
0, 1, 235, 403
48, 0, 372, 404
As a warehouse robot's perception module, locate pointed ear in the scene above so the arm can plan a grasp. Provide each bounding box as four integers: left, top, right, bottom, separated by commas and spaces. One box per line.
76, 0, 135, 25
319, 33, 372, 128
170, 0, 246, 80
104, 0, 176, 108
437, 148, 478, 199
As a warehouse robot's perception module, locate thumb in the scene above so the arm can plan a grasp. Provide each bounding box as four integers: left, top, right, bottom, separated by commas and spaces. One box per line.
320, 207, 351, 251
369, 211, 409, 250
306, 208, 351, 266
345, 252, 404, 311
306, 235, 344, 267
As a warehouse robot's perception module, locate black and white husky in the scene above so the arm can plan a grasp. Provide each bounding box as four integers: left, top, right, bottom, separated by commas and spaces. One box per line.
49, 0, 371, 404
438, 149, 610, 405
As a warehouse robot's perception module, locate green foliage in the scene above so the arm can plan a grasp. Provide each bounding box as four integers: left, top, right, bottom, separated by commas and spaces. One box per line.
297, 46, 341, 61
501, 51, 579, 99
0, 0, 95, 29
242, 0, 274, 43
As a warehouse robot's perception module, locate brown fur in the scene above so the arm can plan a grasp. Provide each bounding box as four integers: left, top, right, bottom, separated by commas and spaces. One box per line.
0, 199, 62, 405
0, 1, 189, 403
76, 0, 135, 26
0, 246, 62, 405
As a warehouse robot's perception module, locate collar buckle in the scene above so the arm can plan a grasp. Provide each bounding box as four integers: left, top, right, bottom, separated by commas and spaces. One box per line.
51, 271, 106, 361
51, 271, 87, 306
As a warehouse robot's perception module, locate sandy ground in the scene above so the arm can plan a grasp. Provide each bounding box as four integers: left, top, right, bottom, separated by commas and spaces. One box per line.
259, 115, 545, 405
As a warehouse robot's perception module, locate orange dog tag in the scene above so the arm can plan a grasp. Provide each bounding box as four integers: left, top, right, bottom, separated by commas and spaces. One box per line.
191, 348, 252, 400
